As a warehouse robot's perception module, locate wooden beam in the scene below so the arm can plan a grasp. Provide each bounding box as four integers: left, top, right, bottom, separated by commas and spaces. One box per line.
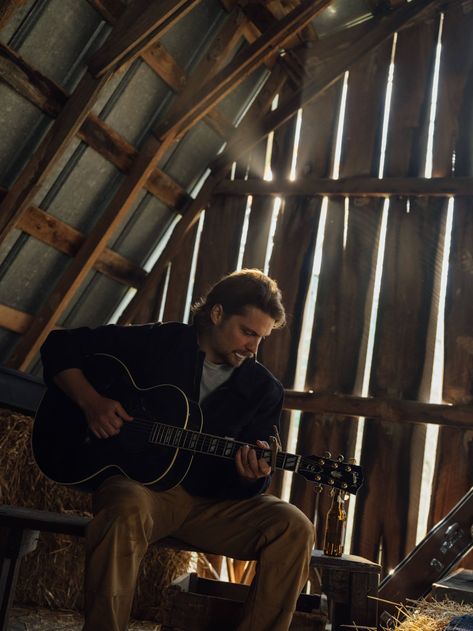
3, 7, 253, 369
153, 0, 333, 141
86, 3, 236, 138
143, 42, 187, 92
0, 181, 146, 288
216, 177, 473, 197
211, 0, 442, 173
283, 390, 473, 431
0, 43, 65, 116
0, 42, 189, 210
5, 132, 177, 371
88, 0, 202, 77
0, 70, 108, 248
17, 206, 146, 288
0, 305, 33, 335
0, 0, 200, 254
154, 8, 250, 138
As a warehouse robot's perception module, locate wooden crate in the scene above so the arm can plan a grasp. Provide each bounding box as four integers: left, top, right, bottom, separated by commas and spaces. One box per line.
160, 573, 326, 631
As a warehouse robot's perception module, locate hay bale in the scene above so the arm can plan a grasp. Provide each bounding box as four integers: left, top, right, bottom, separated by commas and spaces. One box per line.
0, 408, 190, 621
385, 598, 473, 631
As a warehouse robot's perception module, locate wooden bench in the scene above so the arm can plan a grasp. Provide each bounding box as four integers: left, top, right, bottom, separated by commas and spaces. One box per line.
0, 504, 191, 631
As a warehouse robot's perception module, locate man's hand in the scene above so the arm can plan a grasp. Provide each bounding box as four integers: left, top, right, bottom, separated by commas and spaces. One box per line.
81, 393, 133, 439
53, 368, 133, 439
235, 440, 271, 483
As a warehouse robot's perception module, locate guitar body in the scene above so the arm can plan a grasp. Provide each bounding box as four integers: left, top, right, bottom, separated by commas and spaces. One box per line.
33, 354, 203, 492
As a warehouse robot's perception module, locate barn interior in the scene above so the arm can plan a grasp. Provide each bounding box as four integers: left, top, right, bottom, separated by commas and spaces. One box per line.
0, 0, 472, 629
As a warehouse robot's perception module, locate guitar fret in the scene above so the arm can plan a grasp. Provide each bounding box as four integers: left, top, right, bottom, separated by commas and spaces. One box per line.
173, 428, 182, 446
224, 440, 235, 457
189, 432, 198, 450
207, 438, 218, 453
164, 427, 173, 445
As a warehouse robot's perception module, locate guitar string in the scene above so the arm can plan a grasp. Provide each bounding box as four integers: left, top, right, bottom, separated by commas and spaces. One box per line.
101, 417, 357, 482
107, 420, 351, 478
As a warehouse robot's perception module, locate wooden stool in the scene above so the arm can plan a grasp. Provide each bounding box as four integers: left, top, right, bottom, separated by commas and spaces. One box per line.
311, 550, 381, 630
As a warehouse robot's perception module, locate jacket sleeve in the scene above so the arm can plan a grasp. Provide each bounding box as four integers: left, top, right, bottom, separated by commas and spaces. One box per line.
229, 378, 284, 498
40, 324, 163, 386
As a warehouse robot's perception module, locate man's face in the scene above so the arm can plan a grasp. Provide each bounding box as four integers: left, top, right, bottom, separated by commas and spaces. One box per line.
205, 305, 275, 367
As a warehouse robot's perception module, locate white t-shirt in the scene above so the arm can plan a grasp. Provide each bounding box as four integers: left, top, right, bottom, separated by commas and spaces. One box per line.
199, 358, 235, 403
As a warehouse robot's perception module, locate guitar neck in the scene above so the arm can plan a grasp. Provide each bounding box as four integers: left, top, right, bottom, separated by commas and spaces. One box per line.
149, 422, 301, 473
146, 420, 361, 494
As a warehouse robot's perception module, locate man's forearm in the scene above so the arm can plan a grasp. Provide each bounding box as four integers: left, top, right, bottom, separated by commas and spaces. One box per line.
53, 368, 100, 411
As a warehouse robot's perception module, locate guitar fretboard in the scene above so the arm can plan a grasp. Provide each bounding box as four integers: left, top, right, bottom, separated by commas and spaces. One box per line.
148, 422, 302, 472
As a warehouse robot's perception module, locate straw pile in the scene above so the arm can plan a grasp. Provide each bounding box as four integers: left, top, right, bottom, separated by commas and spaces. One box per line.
0, 408, 191, 621
383, 598, 473, 631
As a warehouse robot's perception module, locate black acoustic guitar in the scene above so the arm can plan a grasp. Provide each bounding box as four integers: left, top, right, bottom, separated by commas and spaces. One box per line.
33, 353, 363, 494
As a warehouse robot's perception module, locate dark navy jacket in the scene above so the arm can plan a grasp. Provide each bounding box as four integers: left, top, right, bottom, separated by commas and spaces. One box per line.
40, 322, 284, 499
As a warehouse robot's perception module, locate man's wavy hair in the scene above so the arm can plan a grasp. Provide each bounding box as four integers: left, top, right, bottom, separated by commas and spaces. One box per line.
192, 269, 286, 330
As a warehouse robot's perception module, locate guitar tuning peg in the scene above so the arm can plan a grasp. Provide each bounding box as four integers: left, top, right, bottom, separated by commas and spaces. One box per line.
323, 451, 332, 459
313, 483, 323, 494
337, 453, 345, 462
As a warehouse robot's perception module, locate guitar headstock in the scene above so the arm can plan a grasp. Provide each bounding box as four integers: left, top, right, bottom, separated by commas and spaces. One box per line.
298, 454, 363, 495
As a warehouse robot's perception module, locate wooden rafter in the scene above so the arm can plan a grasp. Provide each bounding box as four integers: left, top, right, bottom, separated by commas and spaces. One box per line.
5, 4, 300, 369
0, 187, 147, 288
0, 1, 194, 250
18, 207, 147, 289
0, 43, 189, 210
283, 391, 473, 431
86, 0, 237, 138
145, 42, 188, 92
153, 0, 333, 141
216, 177, 473, 197
0, 305, 33, 335
0, 71, 107, 246
0, 188, 146, 288
211, 0, 442, 173
3, 9, 245, 369
4, 132, 176, 371
88, 0, 202, 77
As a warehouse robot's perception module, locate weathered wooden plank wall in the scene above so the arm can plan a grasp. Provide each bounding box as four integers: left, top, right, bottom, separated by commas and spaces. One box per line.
191, 194, 248, 303
352, 19, 442, 573
292, 39, 391, 547
285, 80, 344, 525
428, 3, 473, 541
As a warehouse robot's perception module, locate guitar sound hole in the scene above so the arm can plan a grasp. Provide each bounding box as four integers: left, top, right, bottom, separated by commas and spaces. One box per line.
116, 420, 154, 454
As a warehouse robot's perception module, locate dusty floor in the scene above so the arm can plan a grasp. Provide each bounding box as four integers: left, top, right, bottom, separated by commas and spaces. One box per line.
8, 607, 160, 630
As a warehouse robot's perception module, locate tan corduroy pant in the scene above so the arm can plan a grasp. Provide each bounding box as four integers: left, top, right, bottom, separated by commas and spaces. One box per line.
83, 475, 315, 631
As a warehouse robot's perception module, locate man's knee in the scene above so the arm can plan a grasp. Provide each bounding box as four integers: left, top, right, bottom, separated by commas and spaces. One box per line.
287, 507, 315, 549
266, 501, 315, 550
